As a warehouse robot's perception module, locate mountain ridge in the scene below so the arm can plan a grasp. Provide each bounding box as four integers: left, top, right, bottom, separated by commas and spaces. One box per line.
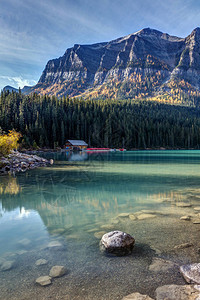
4, 27, 200, 103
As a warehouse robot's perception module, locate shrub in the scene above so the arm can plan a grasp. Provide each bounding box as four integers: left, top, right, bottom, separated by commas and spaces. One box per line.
0, 130, 22, 157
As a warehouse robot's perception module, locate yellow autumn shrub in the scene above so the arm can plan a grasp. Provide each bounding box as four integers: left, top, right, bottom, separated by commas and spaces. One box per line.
0, 130, 22, 157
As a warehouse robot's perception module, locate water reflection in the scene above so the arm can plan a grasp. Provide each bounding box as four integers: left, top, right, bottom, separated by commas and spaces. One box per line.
0, 176, 21, 195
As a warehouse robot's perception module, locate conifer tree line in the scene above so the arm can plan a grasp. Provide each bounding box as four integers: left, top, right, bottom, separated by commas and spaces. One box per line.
1, 90, 200, 149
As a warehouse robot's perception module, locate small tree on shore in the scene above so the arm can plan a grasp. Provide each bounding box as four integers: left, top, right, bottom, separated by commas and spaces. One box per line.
0, 130, 21, 157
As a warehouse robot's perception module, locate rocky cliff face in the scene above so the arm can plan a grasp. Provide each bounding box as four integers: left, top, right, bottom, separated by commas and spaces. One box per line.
25, 28, 200, 101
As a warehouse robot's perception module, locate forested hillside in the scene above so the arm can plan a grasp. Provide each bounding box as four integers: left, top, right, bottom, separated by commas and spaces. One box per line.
1, 90, 200, 149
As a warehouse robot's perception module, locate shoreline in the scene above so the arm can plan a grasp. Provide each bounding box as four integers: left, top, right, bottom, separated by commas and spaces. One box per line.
0, 150, 51, 175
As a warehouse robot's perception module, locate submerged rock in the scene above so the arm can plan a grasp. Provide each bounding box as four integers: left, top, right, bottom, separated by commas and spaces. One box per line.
117, 213, 130, 218
0, 260, 15, 271
193, 219, 200, 224
94, 231, 106, 239
129, 214, 137, 221
122, 292, 154, 299
46, 240, 63, 250
137, 213, 156, 220
100, 231, 135, 256
176, 202, 192, 207
155, 284, 199, 300
194, 207, 200, 211
36, 276, 52, 286
180, 263, 200, 284
149, 258, 176, 272
49, 265, 67, 278
18, 238, 31, 247
35, 259, 48, 266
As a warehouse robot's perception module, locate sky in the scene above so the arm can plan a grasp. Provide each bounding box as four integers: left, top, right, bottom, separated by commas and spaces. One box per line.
0, 0, 200, 90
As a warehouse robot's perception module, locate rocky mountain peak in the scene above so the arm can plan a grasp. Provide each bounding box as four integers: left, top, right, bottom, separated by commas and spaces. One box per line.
6, 28, 200, 102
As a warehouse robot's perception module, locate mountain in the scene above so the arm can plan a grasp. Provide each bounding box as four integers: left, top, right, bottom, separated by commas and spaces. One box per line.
3, 85, 32, 94
5, 28, 200, 103
3, 86, 19, 93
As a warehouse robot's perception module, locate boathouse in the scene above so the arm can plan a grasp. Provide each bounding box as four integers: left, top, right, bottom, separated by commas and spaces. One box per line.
65, 140, 88, 151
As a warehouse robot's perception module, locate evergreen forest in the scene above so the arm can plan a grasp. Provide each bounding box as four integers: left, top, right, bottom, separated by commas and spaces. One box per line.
1, 90, 200, 150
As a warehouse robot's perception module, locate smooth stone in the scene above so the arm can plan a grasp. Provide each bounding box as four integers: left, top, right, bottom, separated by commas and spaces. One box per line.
129, 214, 137, 221
0, 260, 15, 271
137, 213, 156, 220
149, 258, 176, 272
122, 292, 154, 299
194, 207, 200, 211
140, 210, 163, 215
180, 215, 192, 221
180, 263, 200, 284
176, 202, 192, 207
174, 243, 193, 250
35, 276, 52, 286
155, 284, 199, 300
117, 213, 130, 218
193, 219, 200, 224
46, 241, 63, 249
49, 265, 67, 278
100, 231, 135, 256
35, 259, 48, 266
94, 231, 106, 239
18, 238, 31, 246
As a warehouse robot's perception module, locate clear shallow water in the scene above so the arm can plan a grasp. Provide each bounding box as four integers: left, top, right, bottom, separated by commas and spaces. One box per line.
0, 150, 200, 299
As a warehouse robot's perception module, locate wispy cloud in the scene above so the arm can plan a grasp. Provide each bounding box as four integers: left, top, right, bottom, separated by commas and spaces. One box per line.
0, 75, 37, 88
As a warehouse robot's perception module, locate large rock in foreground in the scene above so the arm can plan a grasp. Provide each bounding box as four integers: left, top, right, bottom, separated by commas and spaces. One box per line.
180, 263, 200, 284
100, 231, 135, 256
155, 284, 199, 300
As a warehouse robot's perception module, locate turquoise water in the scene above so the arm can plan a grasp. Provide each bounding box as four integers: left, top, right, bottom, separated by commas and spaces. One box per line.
0, 151, 200, 299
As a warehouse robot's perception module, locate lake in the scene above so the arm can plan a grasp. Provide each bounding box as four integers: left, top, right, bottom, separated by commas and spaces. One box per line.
0, 150, 200, 299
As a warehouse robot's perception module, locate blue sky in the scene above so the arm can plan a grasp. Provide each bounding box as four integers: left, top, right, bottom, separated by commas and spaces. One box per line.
0, 0, 200, 90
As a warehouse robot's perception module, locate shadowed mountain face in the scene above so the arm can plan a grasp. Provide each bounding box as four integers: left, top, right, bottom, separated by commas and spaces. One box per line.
8, 28, 200, 101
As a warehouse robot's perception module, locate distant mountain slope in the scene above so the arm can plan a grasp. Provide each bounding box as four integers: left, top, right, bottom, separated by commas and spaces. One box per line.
3, 85, 32, 94
5, 28, 200, 103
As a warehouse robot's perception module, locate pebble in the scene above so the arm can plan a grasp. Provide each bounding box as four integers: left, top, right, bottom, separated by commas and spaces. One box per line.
35, 276, 52, 286
180, 215, 191, 221
49, 265, 67, 278
174, 243, 193, 250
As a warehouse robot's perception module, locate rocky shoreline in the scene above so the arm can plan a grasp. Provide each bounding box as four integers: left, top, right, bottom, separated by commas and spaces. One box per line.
0, 150, 51, 175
